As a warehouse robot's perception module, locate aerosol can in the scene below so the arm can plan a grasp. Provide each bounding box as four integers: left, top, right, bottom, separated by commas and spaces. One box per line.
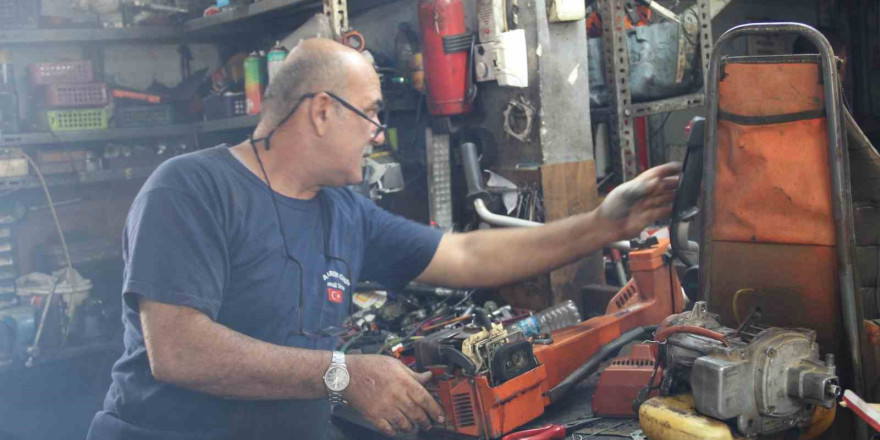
244, 51, 266, 115
267, 42, 288, 85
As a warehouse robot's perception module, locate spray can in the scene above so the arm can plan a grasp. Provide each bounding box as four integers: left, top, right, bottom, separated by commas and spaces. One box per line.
244, 51, 266, 115
267, 42, 288, 85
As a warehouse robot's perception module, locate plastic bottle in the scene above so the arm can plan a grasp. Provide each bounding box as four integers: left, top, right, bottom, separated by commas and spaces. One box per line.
508, 300, 582, 337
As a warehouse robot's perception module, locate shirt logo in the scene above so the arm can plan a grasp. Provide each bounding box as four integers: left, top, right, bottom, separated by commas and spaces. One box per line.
323, 270, 350, 304
327, 288, 344, 303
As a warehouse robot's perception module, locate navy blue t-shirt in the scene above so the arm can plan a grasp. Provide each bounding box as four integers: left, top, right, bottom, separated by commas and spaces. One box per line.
87, 145, 443, 440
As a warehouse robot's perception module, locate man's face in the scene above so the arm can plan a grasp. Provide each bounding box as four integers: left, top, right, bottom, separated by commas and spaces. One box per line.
323, 68, 385, 187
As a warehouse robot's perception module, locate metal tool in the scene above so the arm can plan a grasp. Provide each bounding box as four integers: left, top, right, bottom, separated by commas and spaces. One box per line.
573, 421, 629, 439
501, 417, 602, 440
629, 429, 646, 440
840, 390, 880, 432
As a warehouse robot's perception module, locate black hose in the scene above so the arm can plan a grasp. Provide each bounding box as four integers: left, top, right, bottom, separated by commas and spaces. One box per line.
546, 325, 657, 403
460, 142, 485, 196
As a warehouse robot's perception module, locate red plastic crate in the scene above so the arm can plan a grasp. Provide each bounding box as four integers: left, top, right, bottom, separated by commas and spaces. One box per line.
43, 83, 109, 108
29, 61, 94, 86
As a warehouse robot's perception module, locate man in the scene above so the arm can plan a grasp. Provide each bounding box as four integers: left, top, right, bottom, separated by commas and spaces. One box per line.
88, 38, 680, 440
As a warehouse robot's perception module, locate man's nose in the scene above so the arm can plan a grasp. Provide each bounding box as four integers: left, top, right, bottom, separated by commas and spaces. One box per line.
370, 129, 386, 146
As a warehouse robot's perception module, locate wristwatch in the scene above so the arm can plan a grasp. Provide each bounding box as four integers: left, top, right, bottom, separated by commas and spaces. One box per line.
323, 351, 350, 405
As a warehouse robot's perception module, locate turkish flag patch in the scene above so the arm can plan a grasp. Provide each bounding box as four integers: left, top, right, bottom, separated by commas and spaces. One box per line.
327, 288, 344, 304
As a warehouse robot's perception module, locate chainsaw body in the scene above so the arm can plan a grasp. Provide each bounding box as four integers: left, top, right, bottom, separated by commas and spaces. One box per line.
415, 239, 684, 438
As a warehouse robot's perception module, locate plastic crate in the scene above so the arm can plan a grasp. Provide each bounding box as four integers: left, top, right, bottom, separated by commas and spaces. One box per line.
0, 0, 39, 29
43, 82, 109, 108
115, 105, 173, 127
29, 61, 94, 86
43, 108, 109, 131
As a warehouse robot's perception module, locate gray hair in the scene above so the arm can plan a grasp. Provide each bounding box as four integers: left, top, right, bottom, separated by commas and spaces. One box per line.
261, 40, 351, 129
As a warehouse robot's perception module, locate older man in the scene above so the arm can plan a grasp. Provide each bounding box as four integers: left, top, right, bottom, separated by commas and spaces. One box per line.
87, 38, 680, 440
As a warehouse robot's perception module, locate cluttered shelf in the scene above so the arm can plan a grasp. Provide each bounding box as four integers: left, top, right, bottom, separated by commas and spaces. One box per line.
0, 0, 399, 45
0, 114, 260, 148
183, 0, 318, 37
0, 165, 158, 191
0, 26, 182, 45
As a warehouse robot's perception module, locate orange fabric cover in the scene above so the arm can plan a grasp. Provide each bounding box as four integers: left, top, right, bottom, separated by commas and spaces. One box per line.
713, 60, 835, 246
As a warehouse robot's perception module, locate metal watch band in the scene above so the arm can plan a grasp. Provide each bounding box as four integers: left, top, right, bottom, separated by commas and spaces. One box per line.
328, 391, 344, 405
327, 351, 346, 405
331, 350, 345, 366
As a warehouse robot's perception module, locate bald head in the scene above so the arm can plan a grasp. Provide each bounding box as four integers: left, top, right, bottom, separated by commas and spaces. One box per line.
261, 38, 373, 129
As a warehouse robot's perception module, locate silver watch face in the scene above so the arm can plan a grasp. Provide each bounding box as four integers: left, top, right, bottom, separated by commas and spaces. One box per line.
324, 366, 350, 392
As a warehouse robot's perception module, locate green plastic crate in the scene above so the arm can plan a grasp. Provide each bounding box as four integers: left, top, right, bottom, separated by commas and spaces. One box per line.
43, 108, 109, 131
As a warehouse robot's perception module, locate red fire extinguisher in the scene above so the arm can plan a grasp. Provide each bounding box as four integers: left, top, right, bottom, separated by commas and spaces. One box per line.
418, 0, 473, 116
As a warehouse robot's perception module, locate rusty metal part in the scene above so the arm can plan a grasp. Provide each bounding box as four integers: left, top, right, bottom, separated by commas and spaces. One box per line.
658, 301, 839, 437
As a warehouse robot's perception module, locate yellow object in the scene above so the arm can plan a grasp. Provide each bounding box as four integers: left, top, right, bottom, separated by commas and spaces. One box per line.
639, 394, 741, 440
639, 394, 837, 440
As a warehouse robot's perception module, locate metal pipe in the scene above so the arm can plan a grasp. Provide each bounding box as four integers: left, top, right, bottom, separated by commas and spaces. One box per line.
702, 23, 866, 438
474, 198, 632, 251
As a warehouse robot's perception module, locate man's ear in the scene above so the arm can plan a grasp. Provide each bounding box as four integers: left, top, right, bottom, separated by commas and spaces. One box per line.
309, 93, 334, 137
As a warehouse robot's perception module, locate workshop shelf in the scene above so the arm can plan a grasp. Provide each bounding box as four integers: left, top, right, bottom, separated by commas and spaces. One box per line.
0, 114, 260, 148
0, 26, 181, 45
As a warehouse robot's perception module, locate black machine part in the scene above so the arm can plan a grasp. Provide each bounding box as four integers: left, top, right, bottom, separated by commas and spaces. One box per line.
489, 339, 538, 385
413, 326, 479, 375
546, 326, 657, 403
669, 116, 704, 270
660, 302, 839, 437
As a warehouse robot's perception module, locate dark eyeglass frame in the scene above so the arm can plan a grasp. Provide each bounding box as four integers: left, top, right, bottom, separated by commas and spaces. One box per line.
252, 91, 386, 152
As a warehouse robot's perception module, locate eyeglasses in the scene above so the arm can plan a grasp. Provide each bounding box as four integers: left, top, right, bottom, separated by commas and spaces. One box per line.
259, 91, 386, 148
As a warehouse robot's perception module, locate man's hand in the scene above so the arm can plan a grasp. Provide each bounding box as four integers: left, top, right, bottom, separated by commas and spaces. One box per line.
596, 162, 682, 240
345, 355, 446, 437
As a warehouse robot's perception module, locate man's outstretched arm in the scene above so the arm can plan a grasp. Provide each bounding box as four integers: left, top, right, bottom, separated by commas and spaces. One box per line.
416, 162, 681, 288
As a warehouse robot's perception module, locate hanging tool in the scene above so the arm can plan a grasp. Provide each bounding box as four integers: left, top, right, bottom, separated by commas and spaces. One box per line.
501, 417, 602, 440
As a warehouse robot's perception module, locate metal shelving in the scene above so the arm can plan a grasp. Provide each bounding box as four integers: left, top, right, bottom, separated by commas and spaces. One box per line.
0, 115, 261, 189
184, 0, 319, 37
0, 114, 260, 148
0, 26, 181, 45
596, 0, 712, 182
0, 165, 158, 191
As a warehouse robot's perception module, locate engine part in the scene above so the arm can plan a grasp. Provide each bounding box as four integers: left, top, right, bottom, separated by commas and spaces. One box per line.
656, 301, 839, 437
489, 339, 538, 385
593, 344, 661, 416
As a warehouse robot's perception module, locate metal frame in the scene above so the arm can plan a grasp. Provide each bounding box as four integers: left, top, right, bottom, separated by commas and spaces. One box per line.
425, 128, 454, 231
701, 23, 866, 438
599, 0, 713, 181
324, 0, 349, 41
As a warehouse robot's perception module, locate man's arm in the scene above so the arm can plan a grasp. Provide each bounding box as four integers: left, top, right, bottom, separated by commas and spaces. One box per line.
140, 298, 445, 435
416, 162, 681, 287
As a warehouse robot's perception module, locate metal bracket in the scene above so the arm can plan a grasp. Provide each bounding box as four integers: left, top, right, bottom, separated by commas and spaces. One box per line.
598, 0, 637, 181
599, 0, 713, 182
323, 0, 349, 42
